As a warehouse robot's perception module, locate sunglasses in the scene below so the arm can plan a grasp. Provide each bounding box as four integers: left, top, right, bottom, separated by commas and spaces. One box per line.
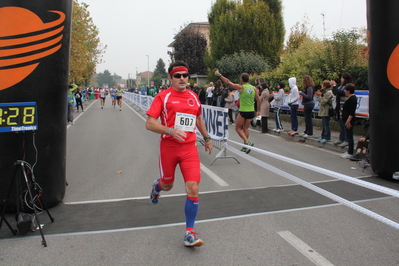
172, 73, 189, 79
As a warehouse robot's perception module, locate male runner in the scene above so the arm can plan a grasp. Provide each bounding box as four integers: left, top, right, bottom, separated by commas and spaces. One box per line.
146, 60, 212, 247
214, 69, 260, 153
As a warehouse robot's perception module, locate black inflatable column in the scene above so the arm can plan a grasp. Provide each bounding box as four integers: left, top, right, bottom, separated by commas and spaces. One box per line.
0, 1, 72, 208
367, 0, 399, 178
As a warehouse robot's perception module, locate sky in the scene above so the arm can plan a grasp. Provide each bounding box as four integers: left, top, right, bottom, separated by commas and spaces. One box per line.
80, 0, 367, 80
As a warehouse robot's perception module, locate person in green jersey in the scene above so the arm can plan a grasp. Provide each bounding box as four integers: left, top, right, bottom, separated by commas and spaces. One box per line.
214, 69, 260, 153
116, 86, 124, 111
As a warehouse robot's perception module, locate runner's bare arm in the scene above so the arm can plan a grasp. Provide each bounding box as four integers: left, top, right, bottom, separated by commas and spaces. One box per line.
214, 69, 243, 92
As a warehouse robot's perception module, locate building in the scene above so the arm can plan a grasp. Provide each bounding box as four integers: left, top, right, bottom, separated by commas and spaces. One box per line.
168, 22, 210, 86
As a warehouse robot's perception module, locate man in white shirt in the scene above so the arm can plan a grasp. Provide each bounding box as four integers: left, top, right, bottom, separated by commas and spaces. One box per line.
206, 82, 214, 105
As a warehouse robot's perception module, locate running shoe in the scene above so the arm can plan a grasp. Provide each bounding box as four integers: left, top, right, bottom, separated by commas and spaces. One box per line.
245, 141, 254, 154
245, 141, 254, 147
316, 138, 323, 141
150, 179, 160, 204
289, 131, 298, 136
184, 231, 204, 247
240, 147, 248, 153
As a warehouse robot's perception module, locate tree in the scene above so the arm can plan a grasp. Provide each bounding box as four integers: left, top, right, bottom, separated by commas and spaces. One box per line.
69, 0, 106, 85
267, 38, 328, 86
216, 51, 269, 83
208, 0, 284, 68
285, 17, 313, 53
168, 29, 208, 75
153, 58, 167, 77
324, 29, 368, 78
97, 70, 116, 87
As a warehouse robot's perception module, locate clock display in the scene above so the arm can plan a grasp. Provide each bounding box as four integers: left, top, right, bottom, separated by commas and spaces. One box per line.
0, 102, 38, 133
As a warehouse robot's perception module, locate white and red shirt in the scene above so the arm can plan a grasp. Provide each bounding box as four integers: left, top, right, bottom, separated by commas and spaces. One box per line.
146, 87, 202, 144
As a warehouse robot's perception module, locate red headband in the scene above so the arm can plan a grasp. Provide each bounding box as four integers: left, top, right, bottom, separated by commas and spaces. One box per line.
169, 66, 188, 75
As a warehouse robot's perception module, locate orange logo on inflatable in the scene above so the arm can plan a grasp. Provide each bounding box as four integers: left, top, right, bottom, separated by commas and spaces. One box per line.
0, 7, 65, 91
387, 45, 399, 89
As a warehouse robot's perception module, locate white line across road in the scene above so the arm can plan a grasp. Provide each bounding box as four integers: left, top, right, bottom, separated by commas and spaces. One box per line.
278, 231, 335, 266
200, 163, 229, 187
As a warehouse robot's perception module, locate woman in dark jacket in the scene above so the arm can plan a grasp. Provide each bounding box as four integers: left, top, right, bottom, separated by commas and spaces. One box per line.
340, 83, 357, 159
299, 75, 315, 137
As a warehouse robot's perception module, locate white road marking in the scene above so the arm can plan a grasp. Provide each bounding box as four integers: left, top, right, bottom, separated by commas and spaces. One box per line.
200, 163, 229, 186
278, 230, 335, 266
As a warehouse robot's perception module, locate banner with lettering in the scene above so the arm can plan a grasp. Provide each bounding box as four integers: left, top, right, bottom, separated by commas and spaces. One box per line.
200, 105, 229, 141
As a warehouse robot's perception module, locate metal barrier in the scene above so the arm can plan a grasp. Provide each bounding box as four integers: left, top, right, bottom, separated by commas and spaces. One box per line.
199, 138, 240, 166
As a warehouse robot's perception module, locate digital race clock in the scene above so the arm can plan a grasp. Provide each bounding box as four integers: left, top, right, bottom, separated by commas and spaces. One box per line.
0, 102, 38, 133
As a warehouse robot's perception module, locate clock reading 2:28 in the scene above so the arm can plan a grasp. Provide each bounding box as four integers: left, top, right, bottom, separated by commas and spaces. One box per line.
0, 102, 38, 133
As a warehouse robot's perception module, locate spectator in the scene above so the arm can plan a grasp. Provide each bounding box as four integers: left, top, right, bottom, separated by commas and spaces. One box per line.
212, 80, 222, 106
315, 80, 333, 143
220, 83, 228, 108
340, 83, 357, 159
287, 77, 300, 136
206, 82, 214, 105
67, 84, 77, 125
299, 75, 315, 138
259, 83, 271, 133
333, 73, 352, 147
224, 88, 236, 124
198, 86, 207, 104
271, 82, 285, 132
74, 87, 84, 113
349, 133, 369, 161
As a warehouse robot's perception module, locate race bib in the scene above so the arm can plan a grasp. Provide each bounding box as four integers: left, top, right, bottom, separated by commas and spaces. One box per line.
174, 112, 196, 132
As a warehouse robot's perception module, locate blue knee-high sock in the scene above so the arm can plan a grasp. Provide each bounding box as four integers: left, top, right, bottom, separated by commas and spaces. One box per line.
185, 196, 199, 231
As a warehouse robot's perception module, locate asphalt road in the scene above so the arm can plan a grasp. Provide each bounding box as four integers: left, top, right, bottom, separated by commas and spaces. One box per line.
1, 98, 399, 266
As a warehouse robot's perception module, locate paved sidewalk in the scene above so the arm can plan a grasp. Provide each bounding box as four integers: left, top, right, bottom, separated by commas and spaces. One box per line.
253, 118, 365, 154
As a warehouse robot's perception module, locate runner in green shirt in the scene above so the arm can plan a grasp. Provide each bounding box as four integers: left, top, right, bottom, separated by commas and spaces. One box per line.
116, 86, 124, 111
214, 69, 260, 153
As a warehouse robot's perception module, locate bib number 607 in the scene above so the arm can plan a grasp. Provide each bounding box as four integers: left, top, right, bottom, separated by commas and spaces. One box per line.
180, 117, 194, 126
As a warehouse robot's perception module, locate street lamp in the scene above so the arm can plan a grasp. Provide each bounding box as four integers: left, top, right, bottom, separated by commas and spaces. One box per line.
146, 55, 149, 88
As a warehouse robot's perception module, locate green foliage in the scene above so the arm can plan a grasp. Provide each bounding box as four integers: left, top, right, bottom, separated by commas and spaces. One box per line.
208, 0, 284, 68
97, 70, 116, 87
70, 0, 106, 85
324, 29, 368, 77
265, 28, 369, 89
271, 39, 327, 87
151, 58, 168, 87
285, 17, 312, 53
347, 65, 368, 90
153, 58, 167, 77
168, 29, 207, 75
216, 51, 269, 83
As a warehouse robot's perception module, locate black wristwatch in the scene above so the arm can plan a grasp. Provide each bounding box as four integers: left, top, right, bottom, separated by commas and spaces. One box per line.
204, 135, 211, 142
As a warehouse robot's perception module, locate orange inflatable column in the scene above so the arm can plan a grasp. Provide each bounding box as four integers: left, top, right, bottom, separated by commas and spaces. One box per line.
0, 1, 72, 209
367, 0, 399, 178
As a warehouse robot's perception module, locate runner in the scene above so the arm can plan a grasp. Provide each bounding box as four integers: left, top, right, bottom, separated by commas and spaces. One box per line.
99, 86, 108, 109
116, 86, 124, 111
145, 60, 212, 247
110, 86, 117, 108
214, 69, 260, 153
